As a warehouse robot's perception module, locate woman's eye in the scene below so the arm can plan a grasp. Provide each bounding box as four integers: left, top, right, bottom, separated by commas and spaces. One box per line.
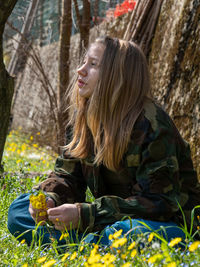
91, 61, 97, 66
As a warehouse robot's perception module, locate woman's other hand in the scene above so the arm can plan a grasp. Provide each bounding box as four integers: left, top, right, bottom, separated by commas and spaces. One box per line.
47, 204, 79, 231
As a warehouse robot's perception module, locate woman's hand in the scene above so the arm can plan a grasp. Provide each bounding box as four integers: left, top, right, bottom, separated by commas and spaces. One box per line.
29, 198, 55, 225
47, 204, 79, 231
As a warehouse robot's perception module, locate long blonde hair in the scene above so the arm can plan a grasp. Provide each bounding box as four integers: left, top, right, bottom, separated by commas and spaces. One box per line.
65, 36, 151, 171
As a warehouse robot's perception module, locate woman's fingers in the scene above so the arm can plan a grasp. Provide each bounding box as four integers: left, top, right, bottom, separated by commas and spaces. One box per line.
47, 206, 63, 216
48, 215, 61, 224
29, 202, 47, 225
47, 204, 79, 230
46, 198, 55, 209
54, 222, 65, 231
48, 215, 66, 231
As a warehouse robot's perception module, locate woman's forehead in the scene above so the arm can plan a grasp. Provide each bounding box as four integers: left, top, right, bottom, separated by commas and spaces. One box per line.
87, 43, 105, 58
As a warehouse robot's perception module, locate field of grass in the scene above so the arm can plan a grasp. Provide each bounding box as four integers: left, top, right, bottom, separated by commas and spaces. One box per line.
1, 130, 200, 266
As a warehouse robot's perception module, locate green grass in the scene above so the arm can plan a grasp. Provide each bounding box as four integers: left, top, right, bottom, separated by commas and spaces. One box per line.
1, 130, 200, 266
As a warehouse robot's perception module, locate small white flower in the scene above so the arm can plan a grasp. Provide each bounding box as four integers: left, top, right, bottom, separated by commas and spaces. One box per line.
152, 242, 160, 249
27, 153, 41, 159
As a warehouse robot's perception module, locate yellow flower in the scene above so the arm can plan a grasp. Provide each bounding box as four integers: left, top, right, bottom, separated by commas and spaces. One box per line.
20, 239, 26, 244
21, 143, 27, 151
42, 259, 56, 267
80, 245, 84, 252
109, 234, 113, 240
59, 232, 69, 241
22, 264, 28, 267
88, 254, 101, 264
168, 237, 182, 247
30, 136, 33, 140
112, 237, 127, 248
130, 249, 137, 257
113, 229, 123, 239
166, 262, 176, 267
90, 247, 97, 256
101, 253, 110, 262
94, 244, 99, 250
128, 241, 136, 250
61, 253, 69, 262
101, 253, 116, 265
122, 263, 131, 267
33, 143, 38, 148
70, 251, 77, 261
38, 193, 46, 201
39, 211, 47, 217
148, 254, 163, 264
85, 263, 104, 267
121, 254, 127, 259
37, 256, 47, 263
189, 241, 200, 252
148, 232, 154, 242
35, 203, 43, 209
30, 192, 47, 210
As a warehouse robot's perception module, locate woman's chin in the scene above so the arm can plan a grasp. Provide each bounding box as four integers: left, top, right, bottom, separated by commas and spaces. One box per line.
79, 88, 91, 98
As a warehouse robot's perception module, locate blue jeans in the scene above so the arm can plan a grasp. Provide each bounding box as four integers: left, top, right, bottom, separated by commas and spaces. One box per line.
7, 193, 185, 246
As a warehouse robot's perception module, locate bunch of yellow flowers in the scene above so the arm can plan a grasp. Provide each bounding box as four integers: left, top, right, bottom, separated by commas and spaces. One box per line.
29, 191, 47, 216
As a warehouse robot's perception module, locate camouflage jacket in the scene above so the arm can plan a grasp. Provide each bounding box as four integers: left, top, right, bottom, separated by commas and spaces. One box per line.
39, 100, 200, 233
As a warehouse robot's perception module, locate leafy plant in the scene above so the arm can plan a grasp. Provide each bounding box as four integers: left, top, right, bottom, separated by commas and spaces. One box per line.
1, 130, 200, 266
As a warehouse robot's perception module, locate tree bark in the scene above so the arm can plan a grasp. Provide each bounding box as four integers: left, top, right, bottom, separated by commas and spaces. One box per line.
73, 0, 90, 57
39, 0, 44, 46
8, 0, 40, 76
57, 0, 72, 146
123, 0, 162, 57
93, 0, 99, 26
0, 0, 18, 170
81, 0, 90, 52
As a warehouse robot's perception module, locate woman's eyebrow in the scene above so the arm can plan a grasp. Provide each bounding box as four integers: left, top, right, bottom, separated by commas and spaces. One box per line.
86, 52, 99, 60
88, 56, 99, 61
83, 55, 97, 60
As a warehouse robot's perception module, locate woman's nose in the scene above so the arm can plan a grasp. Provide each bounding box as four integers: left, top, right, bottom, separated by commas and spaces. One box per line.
77, 65, 87, 77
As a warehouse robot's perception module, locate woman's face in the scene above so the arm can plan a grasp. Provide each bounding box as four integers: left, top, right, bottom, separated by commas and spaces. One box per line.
77, 43, 105, 98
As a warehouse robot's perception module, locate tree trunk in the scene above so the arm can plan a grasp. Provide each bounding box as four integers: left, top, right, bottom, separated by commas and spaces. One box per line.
81, 0, 90, 52
0, 0, 18, 170
93, 0, 99, 26
39, 0, 44, 46
8, 0, 40, 76
123, 0, 162, 57
57, 0, 72, 146
73, 0, 90, 57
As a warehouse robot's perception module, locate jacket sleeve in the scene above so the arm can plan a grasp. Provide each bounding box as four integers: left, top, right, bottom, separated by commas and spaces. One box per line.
38, 156, 87, 205
77, 109, 198, 233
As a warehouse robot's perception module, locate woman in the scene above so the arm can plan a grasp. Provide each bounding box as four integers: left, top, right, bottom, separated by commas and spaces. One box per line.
7, 36, 200, 245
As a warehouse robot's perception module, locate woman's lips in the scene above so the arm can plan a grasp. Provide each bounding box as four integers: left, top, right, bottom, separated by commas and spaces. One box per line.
78, 79, 86, 88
